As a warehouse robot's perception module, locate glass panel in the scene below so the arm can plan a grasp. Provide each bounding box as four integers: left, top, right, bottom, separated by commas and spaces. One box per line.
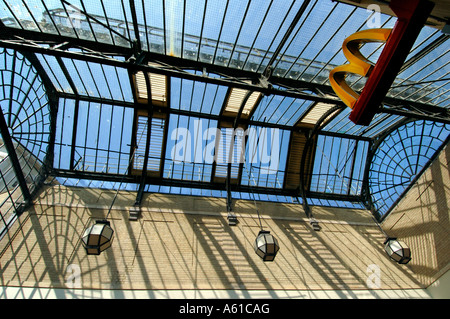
164, 115, 217, 182
72, 101, 133, 174
170, 73, 227, 115
241, 126, 289, 189
138, 0, 165, 54
369, 120, 450, 217
310, 135, 368, 195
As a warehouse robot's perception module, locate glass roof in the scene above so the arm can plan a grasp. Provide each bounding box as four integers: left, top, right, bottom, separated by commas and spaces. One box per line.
0, 0, 449, 227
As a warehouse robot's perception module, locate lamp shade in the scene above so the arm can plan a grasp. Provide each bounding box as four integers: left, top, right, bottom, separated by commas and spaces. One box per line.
81, 220, 114, 255
384, 238, 411, 264
254, 230, 280, 262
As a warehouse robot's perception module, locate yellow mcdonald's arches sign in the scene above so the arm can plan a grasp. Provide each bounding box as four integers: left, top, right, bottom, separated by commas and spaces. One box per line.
329, 29, 391, 110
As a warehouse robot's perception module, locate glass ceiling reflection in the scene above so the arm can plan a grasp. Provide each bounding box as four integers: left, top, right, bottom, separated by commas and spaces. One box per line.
0, 0, 449, 218
1, 0, 448, 109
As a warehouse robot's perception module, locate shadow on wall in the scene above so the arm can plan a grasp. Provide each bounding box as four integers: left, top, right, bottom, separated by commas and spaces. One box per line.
381, 143, 450, 287
0, 184, 428, 298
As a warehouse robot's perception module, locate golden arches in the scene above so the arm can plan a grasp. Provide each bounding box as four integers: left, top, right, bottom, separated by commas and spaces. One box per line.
329, 29, 391, 109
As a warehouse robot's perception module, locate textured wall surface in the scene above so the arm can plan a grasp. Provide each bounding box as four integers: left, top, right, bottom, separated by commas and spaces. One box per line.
0, 184, 424, 292
382, 143, 450, 287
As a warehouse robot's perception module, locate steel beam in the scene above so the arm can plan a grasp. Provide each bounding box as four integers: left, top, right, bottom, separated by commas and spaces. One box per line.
0, 107, 31, 202
1, 27, 448, 125
50, 167, 363, 203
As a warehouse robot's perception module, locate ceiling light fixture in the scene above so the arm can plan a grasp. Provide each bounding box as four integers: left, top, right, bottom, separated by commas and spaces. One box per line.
223, 86, 262, 119
370, 216, 412, 265
244, 161, 280, 262
81, 220, 114, 255
384, 237, 412, 264
81, 146, 137, 255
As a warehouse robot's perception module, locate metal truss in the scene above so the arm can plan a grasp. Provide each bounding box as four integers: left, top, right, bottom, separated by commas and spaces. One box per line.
1, 22, 448, 125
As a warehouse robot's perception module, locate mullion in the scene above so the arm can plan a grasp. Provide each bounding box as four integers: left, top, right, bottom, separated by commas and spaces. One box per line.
390, 49, 450, 97
428, 87, 450, 105
181, 116, 192, 180
198, 80, 208, 114
345, 15, 396, 88
400, 30, 443, 73
315, 136, 327, 192
82, 102, 91, 170
39, 55, 65, 92
411, 79, 450, 105
2, 0, 25, 29
128, 0, 142, 51
100, 64, 114, 99
141, 0, 150, 51
225, 0, 252, 68
267, 96, 292, 124
257, 127, 269, 187
273, 0, 316, 76
1, 52, 6, 98
21, 0, 43, 33
65, 59, 89, 96
370, 178, 412, 194
173, 111, 182, 179
60, 1, 80, 39
211, 0, 230, 65
284, 99, 309, 126
94, 104, 104, 172
340, 139, 357, 194
297, 5, 350, 81
266, 126, 279, 186
207, 84, 220, 116
196, 0, 208, 62
255, 0, 297, 73
79, 0, 99, 42
309, 7, 364, 84
408, 68, 450, 101
363, 114, 402, 139
60, 0, 131, 44
66, 99, 78, 171
414, 122, 426, 175
375, 143, 414, 180
117, 106, 126, 174
202, 118, 213, 182
242, 0, 274, 70
265, 96, 285, 123
254, 94, 275, 122
324, 136, 335, 193
162, 0, 167, 55
274, 98, 296, 125
84, 61, 103, 98
7, 50, 17, 127
188, 75, 196, 112
56, 56, 78, 95
181, 0, 186, 59
113, 65, 126, 102
393, 53, 450, 100
11, 71, 40, 129
294, 3, 338, 81
333, 137, 344, 193
40, 0, 61, 36
347, 139, 358, 196
119, 1, 131, 43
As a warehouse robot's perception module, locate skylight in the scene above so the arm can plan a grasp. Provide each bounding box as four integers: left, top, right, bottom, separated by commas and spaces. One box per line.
0, 0, 448, 226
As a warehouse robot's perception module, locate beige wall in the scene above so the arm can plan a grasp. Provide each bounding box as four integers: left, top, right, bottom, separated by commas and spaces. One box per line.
1, 183, 424, 293
382, 142, 450, 289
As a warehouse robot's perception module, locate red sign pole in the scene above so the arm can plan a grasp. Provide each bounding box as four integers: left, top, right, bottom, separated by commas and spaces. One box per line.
349, 0, 435, 125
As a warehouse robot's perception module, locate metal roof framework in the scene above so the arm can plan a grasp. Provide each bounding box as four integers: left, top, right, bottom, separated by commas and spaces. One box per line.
0, 0, 449, 234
